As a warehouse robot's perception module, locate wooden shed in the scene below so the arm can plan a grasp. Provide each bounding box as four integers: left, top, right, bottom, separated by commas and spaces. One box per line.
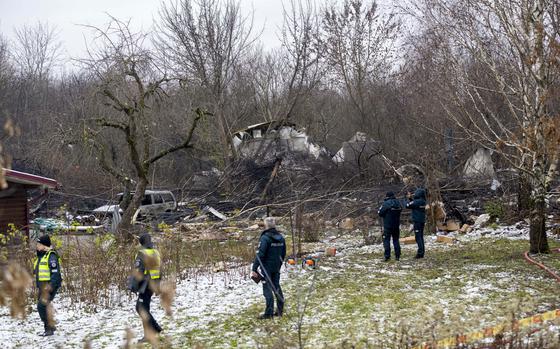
0, 169, 58, 235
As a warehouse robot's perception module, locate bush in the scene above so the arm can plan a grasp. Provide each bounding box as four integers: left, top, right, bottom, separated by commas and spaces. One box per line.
301, 214, 323, 242
484, 200, 505, 221
2, 229, 256, 311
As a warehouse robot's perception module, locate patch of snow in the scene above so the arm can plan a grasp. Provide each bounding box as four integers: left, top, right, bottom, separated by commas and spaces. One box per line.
1, 267, 261, 348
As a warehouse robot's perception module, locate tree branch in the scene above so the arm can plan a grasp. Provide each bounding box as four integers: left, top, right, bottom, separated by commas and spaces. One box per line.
145, 108, 210, 165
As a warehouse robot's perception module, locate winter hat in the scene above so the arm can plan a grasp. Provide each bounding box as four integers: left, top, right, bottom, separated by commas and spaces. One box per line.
139, 233, 152, 247
37, 235, 51, 247
385, 191, 395, 199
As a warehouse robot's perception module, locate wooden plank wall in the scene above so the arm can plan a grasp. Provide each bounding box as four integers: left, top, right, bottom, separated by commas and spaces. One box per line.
0, 183, 28, 234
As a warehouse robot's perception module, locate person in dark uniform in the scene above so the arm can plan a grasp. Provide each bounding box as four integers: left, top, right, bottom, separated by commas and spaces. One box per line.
33, 235, 62, 336
133, 233, 163, 342
378, 191, 403, 261
406, 188, 427, 258
252, 217, 286, 319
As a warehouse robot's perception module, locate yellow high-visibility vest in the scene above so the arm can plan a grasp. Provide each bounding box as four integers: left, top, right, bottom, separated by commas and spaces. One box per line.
139, 248, 161, 280
33, 250, 57, 282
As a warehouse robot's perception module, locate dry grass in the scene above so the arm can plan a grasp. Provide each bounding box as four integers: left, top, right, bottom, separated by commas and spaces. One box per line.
0, 228, 256, 312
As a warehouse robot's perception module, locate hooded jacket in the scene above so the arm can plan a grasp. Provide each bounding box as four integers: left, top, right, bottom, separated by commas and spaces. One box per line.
252, 228, 286, 274
378, 193, 402, 230
406, 188, 427, 223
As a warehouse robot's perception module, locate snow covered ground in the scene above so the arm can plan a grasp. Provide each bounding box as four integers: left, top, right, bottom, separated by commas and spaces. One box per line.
1, 267, 262, 348
1, 223, 559, 348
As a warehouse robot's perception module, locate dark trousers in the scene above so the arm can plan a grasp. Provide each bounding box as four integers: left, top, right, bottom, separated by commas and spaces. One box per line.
136, 288, 162, 334
37, 284, 57, 331
262, 271, 284, 316
383, 229, 401, 260
414, 221, 425, 257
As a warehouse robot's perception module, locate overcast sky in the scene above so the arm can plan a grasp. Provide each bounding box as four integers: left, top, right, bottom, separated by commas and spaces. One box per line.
0, 0, 287, 65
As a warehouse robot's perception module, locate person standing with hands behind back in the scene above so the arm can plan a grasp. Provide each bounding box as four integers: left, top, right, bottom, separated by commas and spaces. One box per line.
378, 192, 402, 261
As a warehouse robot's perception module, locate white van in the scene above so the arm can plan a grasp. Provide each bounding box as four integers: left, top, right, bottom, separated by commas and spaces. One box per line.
93, 190, 177, 215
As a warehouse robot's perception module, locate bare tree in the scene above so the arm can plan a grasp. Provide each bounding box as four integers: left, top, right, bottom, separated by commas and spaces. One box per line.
252, 0, 323, 122
0, 34, 14, 115
11, 22, 62, 81
320, 0, 400, 140
77, 17, 207, 238
156, 0, 255, 168
408, 0, 560, 253
0, 36, 17, 187
0, 118, 18, 188
0, 35, 11, 83
7, 22, 62, 159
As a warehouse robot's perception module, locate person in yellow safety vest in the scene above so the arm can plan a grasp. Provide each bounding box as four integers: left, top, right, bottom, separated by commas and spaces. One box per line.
133, 233, 162, 343
33, 235, 62, 337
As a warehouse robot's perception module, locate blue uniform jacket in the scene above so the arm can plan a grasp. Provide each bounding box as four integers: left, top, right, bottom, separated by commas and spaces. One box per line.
378, 196, 402, 231
406, 188, 427, 223
252, 228, 286, 274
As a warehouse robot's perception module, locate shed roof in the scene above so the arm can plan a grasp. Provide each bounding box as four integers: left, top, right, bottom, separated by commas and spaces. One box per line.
3, 169, 58, 189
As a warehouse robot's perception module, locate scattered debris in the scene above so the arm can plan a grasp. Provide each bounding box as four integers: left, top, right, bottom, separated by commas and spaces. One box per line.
428, 201, 447, 222
396, 164, 426, 186
189, 214, 209, 222
203, 206, 227, 221
232, 121, 328, 162
463, 148, 495, 178
339, 218, 354, 230
197, 231, 228, 241
400, 236, 417, 244
332, 132, 381, 165
31, 218, 104, 234
436, 235, 456, 244
441, 220, 461, 232
490, 178, 501, 191
325, 247, 337, 256
474, 214, 491, 229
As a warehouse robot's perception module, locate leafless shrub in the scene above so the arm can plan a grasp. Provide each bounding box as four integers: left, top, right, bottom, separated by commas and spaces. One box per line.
122, 328, 134, 349
1, 262, 32, 319
159, 280, 176, 317
301, 213, 323, 242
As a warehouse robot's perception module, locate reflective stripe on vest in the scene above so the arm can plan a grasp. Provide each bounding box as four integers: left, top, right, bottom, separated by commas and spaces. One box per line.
141, 248, 161, 280
33, 250, 55, 282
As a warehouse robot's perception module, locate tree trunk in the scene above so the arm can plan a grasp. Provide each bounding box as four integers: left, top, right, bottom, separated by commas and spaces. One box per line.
119, 180, 133, 211
517, 173, 532, 219
529, 185, 549, 254
118, 177, 148, 241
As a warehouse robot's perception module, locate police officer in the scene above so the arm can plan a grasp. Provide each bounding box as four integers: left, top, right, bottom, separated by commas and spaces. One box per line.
406, 188, 427, 259
378, 191, 402, 261
134, 233, 163, 342
251, 217, 286, 319
33, 235, 62, 336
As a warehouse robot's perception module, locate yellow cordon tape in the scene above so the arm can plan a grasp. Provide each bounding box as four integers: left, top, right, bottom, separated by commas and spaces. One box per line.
412, 309, 560, 349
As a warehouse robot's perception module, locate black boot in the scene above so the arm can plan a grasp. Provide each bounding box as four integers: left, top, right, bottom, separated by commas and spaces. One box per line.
39, 329, 54, 337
